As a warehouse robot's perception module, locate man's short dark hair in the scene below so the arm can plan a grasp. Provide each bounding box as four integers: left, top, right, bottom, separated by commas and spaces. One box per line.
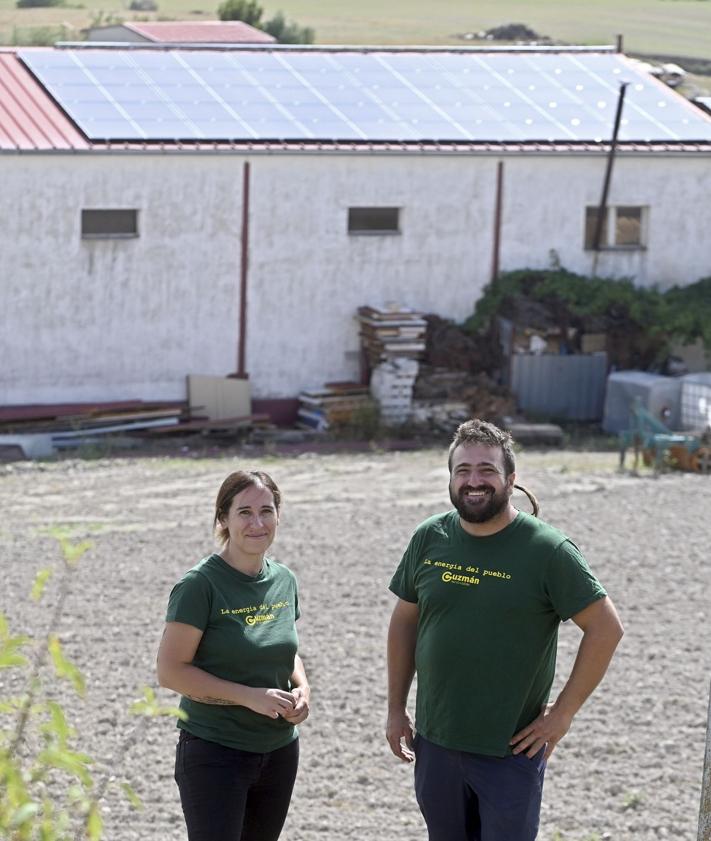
448, 419, 516, 477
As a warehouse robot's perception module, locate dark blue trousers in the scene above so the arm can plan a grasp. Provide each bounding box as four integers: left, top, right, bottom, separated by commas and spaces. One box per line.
414, 735, 546, 841
175, 731, 299, 841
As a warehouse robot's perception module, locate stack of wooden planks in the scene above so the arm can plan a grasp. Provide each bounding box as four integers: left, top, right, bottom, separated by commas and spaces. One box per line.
0, 401, 188, 436
0, 400, 271, 459
297, 382, 373, 432
357, 306, 427, 368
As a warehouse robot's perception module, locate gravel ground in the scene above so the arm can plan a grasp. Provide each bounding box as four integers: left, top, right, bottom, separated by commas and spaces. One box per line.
1, 447, 709, 841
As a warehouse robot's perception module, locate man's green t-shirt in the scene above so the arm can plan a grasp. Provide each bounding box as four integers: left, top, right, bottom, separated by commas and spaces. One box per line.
389, 510, 606, 757
166, 553, 300, 753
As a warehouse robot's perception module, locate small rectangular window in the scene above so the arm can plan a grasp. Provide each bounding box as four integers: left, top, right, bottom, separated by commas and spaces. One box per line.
614, 206, 642, 246
584, 207, 608, 249
348, 207, 400, 234
584, 205, 646, 250
82, 209, 138, 239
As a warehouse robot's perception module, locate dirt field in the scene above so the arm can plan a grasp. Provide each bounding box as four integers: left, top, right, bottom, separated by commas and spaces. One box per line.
1, 446, 709, 840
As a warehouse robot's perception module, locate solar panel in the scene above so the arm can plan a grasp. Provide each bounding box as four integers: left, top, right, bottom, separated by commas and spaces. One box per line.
19, 48, 711, 144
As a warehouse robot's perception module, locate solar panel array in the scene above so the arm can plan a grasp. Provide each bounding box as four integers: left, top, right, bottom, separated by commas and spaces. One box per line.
19, 48, 711, 144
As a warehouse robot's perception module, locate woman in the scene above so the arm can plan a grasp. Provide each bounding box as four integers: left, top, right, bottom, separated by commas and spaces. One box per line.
157, 470, 309, 841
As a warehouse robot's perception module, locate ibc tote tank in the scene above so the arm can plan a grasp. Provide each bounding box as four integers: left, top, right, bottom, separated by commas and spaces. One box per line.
680, 372, 711, 430
602, 371, 682, 434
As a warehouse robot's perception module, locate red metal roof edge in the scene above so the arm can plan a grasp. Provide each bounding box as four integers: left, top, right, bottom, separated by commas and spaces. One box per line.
0, 52, 88, 150
120, 20, 276, 44
121, 21, 159, 42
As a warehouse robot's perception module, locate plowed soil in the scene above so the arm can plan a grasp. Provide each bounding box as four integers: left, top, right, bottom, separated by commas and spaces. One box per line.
1, 447, 709, 841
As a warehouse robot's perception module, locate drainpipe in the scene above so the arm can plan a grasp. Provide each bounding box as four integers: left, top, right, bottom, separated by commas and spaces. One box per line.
491, 160, 504, 285
235, 160, 250, 378
591, 82, 629, 272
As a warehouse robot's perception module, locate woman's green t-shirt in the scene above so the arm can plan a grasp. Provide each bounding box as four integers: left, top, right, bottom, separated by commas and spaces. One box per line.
166, 553, 300, 752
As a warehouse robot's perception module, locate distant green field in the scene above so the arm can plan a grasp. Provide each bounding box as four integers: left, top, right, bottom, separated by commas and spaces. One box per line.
1, 0, 710, 59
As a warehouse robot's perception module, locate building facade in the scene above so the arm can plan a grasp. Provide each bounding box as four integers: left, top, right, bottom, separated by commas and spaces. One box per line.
2, 46, 710, 407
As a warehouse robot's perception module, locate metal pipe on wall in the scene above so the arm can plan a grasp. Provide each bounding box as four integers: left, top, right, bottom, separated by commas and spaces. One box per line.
236, 160, 250, 378
491, 160, 504, 285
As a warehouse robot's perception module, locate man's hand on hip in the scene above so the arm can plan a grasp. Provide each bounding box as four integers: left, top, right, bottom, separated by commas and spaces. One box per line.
510, 702, 573, 761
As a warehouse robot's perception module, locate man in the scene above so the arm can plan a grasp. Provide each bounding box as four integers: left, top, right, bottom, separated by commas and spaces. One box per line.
386, 419, 623, 841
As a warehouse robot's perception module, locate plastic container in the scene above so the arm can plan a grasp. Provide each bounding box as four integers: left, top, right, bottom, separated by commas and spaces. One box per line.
680, 372, 711, 430
602, 371, 682, 434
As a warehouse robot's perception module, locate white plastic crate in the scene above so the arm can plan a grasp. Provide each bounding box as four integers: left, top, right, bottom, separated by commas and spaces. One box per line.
680, 373, 711, 430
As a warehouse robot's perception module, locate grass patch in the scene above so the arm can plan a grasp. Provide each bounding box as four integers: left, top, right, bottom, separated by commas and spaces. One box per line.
0, 0, 710, 58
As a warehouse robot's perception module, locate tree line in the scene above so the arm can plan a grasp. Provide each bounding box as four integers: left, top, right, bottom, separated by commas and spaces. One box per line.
218, 0, 315, 44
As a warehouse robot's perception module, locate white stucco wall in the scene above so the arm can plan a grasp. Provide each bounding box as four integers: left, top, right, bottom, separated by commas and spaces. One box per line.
245, 154, 499, 397
1, 149, 709, 404
500, 155, 711, 286
1, 156, 243, 403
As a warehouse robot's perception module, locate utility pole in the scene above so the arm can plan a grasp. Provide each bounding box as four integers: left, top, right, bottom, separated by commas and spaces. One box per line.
592, 81, 629, 255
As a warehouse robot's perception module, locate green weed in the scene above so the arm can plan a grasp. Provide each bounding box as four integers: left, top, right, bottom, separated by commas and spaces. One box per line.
622, 790, 645, 810
0, 528, 181, 840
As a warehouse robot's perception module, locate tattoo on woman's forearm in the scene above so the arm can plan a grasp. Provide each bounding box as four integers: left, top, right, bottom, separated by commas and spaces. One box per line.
185, 694, 237, 706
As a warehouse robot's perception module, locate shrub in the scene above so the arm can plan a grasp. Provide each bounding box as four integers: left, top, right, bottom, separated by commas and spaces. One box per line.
462, 268, 711, 372
465, 269, 705, 341
217, 0, 262, 25
216, 0, 315, 42
263, 11, 314, 44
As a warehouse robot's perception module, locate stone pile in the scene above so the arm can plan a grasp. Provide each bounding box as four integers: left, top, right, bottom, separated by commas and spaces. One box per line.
413, 365, 517, 425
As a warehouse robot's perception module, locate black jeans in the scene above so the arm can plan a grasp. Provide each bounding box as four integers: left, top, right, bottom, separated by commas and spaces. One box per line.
174, 731, 299, 841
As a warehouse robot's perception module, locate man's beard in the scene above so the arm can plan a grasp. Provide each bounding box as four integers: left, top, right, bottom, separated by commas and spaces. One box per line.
449, 483, 510, 524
